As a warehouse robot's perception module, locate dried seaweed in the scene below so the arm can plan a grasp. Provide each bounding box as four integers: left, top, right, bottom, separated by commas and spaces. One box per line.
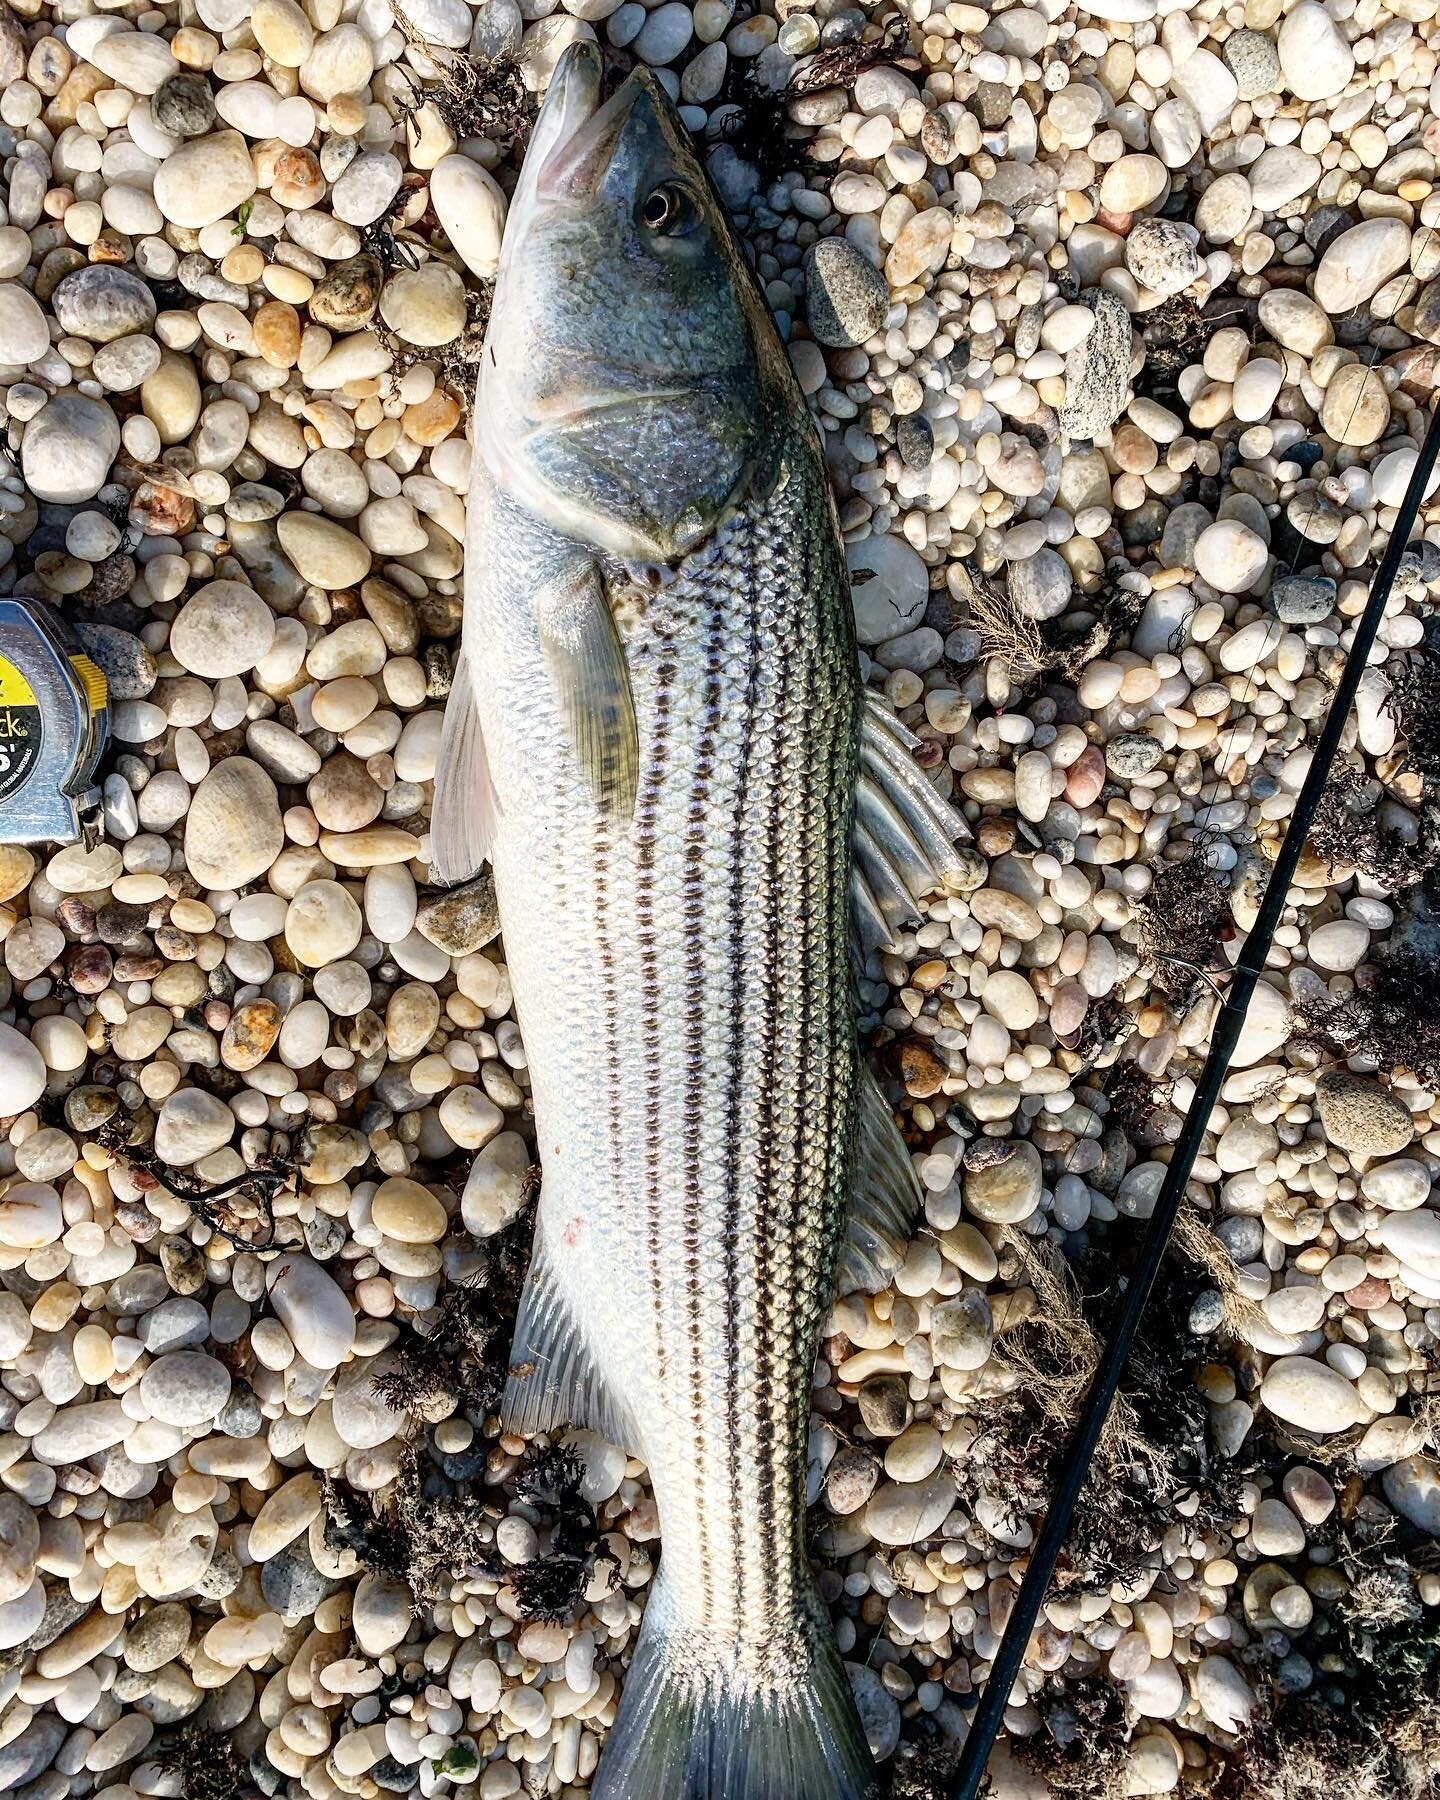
1102, 1060, 1172, 1134
714, 13, 917, 182
153, 1728, 254, 1800
1291, 944, 1440, 1086
886, 1740, 961, 1800
92, 1112, 288, 1249
1071, 994, 1133, 1067
956, 1233, 1164, 1591
373, 1203, 535, 1421
1341, 1556, 1425, 1645
1309, 762, 1438, 889
789, 14, 915, 97
963, 561, 1143, 688
1013, 1675, 1132, 1800
961, 1237, 1256, 1594
1136, 296, 1216, 397
390, 6, 535, 154
323, 1445, 499, 1601
1015, 1670, 1137, 1800
1210, 1617, 1440, 1800
508, 1443, 619, 1622
1135, 853, 1232, 1007
1385, 644, 1440, 788
322, 1471, 415, 1584
1172, 1201, 1266, 1341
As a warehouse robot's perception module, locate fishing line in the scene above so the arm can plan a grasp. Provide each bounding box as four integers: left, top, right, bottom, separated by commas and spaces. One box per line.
948, 391, 1440, 1800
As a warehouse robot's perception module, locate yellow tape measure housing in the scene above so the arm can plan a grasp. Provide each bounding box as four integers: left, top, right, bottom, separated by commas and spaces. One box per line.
0, 600, 110, 844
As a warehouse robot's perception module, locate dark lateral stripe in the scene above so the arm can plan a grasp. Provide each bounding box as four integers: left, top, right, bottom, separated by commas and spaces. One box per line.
593, 827, 622, 1231
681, 596, 725, 1620
723, 511, 761, 1639
750, 514, 795, 1618
636, 647, 671, 1389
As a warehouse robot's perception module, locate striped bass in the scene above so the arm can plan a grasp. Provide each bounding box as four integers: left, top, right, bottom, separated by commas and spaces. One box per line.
432, 43, 968, 1799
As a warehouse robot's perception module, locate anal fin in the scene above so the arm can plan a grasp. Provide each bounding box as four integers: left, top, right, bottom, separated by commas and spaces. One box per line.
850, 693, 970, 955
837, 1062, 925, 1295
501, 1238, 635, 1451
538, 561, 638, 822
430, 649, 498, 884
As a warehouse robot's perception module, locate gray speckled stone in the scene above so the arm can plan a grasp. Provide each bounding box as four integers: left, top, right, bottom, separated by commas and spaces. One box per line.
51, 265, 157, 343
803, 238, 889, 348
154, 71, 216, 135
1060, 292, 1132, 440
416, 873, 499, 954
74, 622, 157, 700
261, 1538, 338, 1621
1223, 28, 1280, 100
1106, 732, 1164, 779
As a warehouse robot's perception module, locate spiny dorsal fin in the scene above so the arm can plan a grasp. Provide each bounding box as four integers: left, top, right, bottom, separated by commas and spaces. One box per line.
850, 692, 970, 955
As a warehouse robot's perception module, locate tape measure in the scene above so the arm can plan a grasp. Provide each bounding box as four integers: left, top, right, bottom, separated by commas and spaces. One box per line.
0, 598, 109, 845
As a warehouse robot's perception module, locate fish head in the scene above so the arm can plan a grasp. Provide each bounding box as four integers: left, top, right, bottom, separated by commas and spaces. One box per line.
478, 43, 781, 563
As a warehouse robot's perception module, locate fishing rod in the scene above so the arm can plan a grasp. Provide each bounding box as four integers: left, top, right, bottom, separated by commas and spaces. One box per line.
950, 393, 1440, 1800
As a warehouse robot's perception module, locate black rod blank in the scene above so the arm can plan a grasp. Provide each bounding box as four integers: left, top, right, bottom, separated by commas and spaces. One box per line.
950, 396, 1440, 1800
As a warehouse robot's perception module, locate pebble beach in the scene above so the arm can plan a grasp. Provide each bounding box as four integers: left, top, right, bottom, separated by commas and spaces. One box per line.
1, 0, 1440, 1793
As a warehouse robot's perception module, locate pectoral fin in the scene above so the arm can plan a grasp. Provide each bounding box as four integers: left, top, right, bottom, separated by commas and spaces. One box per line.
538, 563, 638, 822
836, 1061, 925, 1295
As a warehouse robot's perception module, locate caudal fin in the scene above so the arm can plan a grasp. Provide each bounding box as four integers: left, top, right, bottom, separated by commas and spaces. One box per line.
590, 1592, 879, 1800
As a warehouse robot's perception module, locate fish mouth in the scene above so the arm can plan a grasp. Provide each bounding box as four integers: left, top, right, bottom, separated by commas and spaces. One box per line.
527, 45, 661, 205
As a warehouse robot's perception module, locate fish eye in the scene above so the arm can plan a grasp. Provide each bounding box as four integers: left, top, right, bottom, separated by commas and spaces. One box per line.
640, 181, 698, 237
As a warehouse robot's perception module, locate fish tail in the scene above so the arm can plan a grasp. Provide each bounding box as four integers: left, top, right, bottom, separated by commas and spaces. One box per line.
590, 1580, 879, 1800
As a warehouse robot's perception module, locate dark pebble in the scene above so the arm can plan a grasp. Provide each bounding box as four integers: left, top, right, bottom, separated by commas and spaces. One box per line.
0, 1716, 66, 1790
857, 1372, 910, 1439
371, 1758, 416, 1793
1270, 573, 1336, 625
973, 79, 1013, 127
219, 1380, 263, 1439
262, 1539, 338, 1621
160, 1239, 208, 1295
1189, 1290, 1225, 1334
1303, 204, 1351, 254
1287, 439, 1324, 473
96, 900, 150, 944
896, 413, 934, 471
249, 1750, 286, 1797
154, 71, 216, 135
